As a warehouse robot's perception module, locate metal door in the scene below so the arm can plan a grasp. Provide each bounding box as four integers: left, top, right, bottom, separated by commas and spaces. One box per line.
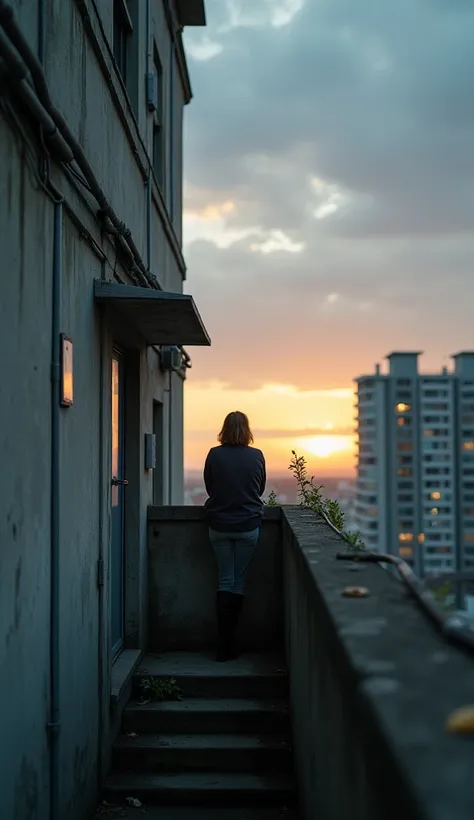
111, 352, 127, 657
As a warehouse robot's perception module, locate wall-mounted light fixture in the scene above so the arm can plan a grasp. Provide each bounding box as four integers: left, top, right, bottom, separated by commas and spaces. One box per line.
60, 334, 73, 407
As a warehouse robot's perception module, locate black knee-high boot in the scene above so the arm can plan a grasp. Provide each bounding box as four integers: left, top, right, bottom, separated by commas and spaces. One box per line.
216, 591, 240, 662
228, 593, 244, 657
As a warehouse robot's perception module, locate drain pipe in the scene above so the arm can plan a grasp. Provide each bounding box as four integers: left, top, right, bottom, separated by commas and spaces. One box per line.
145, 0, 152, 270
96, 259, 106, 790
37, 0, 44, 63
168, 370, 173, 503
146, 170, 152, 271
49, 197, 63, 820
163, 368, 173, 504
168, 4, 176, 223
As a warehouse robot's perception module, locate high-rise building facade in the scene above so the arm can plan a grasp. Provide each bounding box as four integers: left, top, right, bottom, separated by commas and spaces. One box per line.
355, 352, 474, 577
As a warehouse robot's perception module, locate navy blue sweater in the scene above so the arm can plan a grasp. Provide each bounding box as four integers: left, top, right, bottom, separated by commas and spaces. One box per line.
203, 445, 266, 532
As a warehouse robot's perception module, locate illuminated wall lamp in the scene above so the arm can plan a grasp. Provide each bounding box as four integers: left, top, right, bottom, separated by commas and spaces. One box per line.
60, 334, 74, 407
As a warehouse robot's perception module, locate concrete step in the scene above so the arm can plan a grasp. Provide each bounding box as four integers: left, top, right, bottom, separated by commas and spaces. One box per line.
134, 652, 288, 700
103, 771, 296, 806
95, 807, 297, 820
123, 698, 289, 735
113, 732, 292, 772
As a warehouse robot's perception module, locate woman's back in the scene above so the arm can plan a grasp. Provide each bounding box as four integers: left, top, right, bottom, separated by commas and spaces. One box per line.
203, 411, 266, 661
204, 444, 266, 531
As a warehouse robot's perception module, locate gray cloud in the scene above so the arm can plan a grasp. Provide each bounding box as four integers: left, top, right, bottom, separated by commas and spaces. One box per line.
185, 0, 474, 234
183, 0, 474, 388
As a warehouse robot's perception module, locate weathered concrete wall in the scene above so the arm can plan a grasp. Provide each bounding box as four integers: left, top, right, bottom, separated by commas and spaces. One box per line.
42, 0, 187, 291
282, 507, 474, 820
148, 507, 283, 650
0, 112, 52, 820
1, 1, 196, 817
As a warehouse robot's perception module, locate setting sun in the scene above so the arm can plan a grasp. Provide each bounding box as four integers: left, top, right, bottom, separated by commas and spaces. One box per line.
184, 381, 356, 475
297, 435, 354, 459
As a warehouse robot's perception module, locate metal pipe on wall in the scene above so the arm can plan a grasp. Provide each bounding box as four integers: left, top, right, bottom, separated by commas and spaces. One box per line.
146, 167, 152, 272
96, 258, 107, 790
0, 28, 73, 162
168, 369, 173, 503
37, 0, 44, 63
167, 3, 176, 223
145, 0, 152, 271
49, 198, 63, 820
167, 6, 181, 499
0, 2, 157, 288
163, 367, 173, 505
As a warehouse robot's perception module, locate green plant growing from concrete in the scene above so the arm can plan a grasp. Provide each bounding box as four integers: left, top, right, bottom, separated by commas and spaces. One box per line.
289, 450, 365, 551
265, 490, 279, 506
432, 581, 454, 610
343, 530, 366, 551
138, 677, 183, 703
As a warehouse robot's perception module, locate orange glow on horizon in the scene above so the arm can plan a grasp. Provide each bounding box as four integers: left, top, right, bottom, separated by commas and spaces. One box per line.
297, 434, 354, 459
184, 381, 356, 476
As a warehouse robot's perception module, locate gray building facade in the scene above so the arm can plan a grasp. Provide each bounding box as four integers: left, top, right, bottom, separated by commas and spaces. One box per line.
0, 1, 208, 818
355, 352, 474, 578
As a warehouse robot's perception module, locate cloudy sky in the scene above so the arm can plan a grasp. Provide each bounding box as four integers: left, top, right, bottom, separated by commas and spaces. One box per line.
182, 0, 474, 475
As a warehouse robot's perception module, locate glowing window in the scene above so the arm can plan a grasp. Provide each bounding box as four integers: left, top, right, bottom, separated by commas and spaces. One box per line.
418, 533, 425, 543
463, 441, 474, 451
396, 403, 411, 413
397, 417, 406, 426
399, 532, 413, 543
431, 508, 439, 515
398, 546, 413, 558
430, 491, 441, 500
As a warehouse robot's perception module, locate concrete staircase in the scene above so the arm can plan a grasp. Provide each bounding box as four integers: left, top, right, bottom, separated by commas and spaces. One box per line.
103, 651, 297, 818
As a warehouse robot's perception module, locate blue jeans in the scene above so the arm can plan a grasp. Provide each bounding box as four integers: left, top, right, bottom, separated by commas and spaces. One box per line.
209, 528, 259, 595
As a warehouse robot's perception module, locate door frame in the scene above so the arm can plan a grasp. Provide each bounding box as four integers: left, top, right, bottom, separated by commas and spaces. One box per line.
111, 348, 126, 659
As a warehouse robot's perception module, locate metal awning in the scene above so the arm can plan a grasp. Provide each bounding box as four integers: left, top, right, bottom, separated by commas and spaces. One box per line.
94, 280, 211, 346
174, 0, 206, 26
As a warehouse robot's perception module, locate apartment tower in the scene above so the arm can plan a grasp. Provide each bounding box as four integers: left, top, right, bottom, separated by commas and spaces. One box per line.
355, 352, 474, 576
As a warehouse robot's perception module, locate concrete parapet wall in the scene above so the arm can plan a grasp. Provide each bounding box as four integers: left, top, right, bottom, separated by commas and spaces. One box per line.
147, 506, 283, 650
147, 504, 474, 819
283, 506, 474, 820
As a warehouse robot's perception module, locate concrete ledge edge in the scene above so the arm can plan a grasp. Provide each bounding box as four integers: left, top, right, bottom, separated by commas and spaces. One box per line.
111, 649, 143, 709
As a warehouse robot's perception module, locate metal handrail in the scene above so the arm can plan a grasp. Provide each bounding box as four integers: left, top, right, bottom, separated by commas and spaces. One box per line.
313, 504, 474, 654
335, 548, 474, 653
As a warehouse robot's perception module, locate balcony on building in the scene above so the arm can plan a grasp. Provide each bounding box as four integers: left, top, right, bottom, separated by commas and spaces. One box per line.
103, 505, 474, 820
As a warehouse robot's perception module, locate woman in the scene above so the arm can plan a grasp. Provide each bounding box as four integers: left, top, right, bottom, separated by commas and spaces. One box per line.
204, 411, 266, 662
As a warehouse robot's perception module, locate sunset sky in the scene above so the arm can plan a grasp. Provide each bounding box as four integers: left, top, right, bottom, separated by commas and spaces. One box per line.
182, 0, 473, 475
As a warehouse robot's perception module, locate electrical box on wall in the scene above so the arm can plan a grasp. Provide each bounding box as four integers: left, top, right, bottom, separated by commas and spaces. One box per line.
146, 72, 156, 112
144, 433, 156, 471
160, 346, 182, 372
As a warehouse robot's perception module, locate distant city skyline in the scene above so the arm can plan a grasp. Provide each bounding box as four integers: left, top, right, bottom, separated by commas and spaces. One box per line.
185, 470, 357, 529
